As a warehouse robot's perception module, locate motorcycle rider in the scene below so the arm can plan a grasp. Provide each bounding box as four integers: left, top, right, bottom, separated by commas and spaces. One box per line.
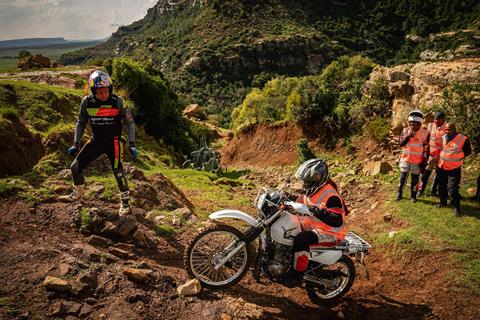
285, 158, 348, 286
59, 70, 137, 216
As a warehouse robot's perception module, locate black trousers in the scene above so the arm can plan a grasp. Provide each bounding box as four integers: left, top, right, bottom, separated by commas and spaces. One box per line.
70, 138, 128, 192
437, 168, 461, 209
398, 171, 420, 199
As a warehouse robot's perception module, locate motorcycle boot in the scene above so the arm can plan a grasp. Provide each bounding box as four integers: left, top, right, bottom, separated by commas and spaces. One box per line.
282, 269, 304, 288
118, 191, 131, 216
59, 184, 85, 202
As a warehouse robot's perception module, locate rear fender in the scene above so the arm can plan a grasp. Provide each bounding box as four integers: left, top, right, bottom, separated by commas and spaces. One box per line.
209, 210, 258, 226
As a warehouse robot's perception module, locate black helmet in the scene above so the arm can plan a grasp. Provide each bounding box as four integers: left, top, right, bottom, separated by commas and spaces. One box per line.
295, 158, 329, 195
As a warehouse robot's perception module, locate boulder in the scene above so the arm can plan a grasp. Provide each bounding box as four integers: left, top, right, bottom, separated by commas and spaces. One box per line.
388, 70, 410, 82
109, 247, 134, 259
132, 229, 158, 248
466, 187, 477, 196
18, 54, 51, 69
362, 161, 393, 176
171, 207, 193, 220
182, 104, 206, 119
132, 173, 193, 211
388, 81, 414, 98
87, 235, 113, 248
43, 276, 71, 292
124, 268, 153, 283
177, 279, 201, 296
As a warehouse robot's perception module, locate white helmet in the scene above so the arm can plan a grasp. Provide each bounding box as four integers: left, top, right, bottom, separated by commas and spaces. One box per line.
408, 109, 424, 124
88, 70, 113, 95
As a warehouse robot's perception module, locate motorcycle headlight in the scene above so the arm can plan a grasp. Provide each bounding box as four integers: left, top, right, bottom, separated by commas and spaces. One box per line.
256, 193, 266, 210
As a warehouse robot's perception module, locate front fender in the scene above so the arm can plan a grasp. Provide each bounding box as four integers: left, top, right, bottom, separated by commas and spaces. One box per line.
209, 210, 258, 226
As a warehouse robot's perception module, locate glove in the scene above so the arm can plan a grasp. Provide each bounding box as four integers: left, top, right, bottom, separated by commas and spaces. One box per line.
284, 192, 298, 201
129, 146, 138, 161
67, 145, 78, 156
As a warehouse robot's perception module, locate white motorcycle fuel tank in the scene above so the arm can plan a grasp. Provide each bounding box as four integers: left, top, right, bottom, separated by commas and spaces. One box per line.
270, 211, 302, 246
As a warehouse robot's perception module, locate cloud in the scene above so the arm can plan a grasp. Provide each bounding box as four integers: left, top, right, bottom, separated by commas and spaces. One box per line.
0, 0, 157, 40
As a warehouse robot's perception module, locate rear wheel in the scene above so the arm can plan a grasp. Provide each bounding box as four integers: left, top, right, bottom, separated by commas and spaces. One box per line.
184, 224, 252, 289
305, 255, 355, 307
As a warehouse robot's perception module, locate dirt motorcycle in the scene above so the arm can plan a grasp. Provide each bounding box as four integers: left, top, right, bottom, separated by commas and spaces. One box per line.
185, 187, 371, 306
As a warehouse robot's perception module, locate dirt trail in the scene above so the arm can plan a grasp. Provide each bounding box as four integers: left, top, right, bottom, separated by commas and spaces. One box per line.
1, 166, 478, 319
1, 122, 479, 319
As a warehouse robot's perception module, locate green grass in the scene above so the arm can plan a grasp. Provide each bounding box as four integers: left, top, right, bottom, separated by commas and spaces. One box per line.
0, 58, 17, 72
0, 178, 26, 197
377, 164, 480, 293
154, 224, 176, 237
157, 168, 254, 219
0, 80, 83, 134
85, 174, 121, 202
80, 207, 91, 227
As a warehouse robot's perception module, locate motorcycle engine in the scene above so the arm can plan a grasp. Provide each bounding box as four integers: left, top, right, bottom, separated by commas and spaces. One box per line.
266, 242, 292, 277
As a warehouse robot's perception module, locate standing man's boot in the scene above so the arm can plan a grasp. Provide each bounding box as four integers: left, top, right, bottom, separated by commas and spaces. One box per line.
430, 172, 439, 197
59, 184, 85, 202
396, 171, 408, 201
118, 191, 131, 216
410, 174, 419, 203
418, 170, 431, 198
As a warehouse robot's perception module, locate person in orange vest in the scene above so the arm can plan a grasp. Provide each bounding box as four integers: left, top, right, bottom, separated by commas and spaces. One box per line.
283, 158, 348, 286
437, 122, 472, 215
396, 110, 430, 202
418, 111, 446, 197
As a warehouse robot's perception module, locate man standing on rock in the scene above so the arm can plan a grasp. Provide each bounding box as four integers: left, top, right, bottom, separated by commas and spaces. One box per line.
396, 110, 430, 202
59, 70, 137, 216
437, 122, 472, 215
418, 111, 446, 197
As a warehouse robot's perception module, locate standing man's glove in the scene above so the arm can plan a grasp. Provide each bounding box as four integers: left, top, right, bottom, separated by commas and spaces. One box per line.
129, 146, 138, 161
67, 144, 78, 156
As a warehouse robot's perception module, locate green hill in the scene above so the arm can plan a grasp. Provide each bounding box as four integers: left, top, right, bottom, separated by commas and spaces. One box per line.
59, 0, 480, 126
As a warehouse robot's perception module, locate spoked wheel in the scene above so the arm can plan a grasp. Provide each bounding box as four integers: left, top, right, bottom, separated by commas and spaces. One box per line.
184, 224, 252, 289
305, 255, 355, 307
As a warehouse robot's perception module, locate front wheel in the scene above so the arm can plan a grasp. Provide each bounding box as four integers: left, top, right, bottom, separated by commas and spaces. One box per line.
305, 255, 355, 307
184, 224, 252, 289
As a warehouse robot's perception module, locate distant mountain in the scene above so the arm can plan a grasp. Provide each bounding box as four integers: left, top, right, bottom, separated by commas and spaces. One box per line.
0, 37, 104, 50
59, 0, 480, 126
0, 38, 68, 49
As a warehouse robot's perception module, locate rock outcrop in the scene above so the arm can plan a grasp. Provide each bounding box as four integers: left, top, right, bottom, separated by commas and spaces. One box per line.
365, 58, 480, 134
0, 115, 44, 177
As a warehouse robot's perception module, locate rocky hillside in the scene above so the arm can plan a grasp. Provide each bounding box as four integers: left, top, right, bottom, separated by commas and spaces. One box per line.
59, 0, 480, 125
365, 58, 480, 134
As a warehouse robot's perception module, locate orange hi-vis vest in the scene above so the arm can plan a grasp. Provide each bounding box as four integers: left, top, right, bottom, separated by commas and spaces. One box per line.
427, 122, 446, 157
299, 183, 347, 241
401, 127, 428, 164
439, 133, 467, 170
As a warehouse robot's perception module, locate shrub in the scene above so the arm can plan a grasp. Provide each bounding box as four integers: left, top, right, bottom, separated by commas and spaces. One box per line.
365, 116, 390, 142
297, 138, 316, 164
17, 50, 31, 59
112, 58, 195, 153
440, 82, 480, 151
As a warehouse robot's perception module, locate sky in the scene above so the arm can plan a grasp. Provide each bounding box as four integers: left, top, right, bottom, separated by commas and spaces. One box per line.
0, 0, 158, 41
